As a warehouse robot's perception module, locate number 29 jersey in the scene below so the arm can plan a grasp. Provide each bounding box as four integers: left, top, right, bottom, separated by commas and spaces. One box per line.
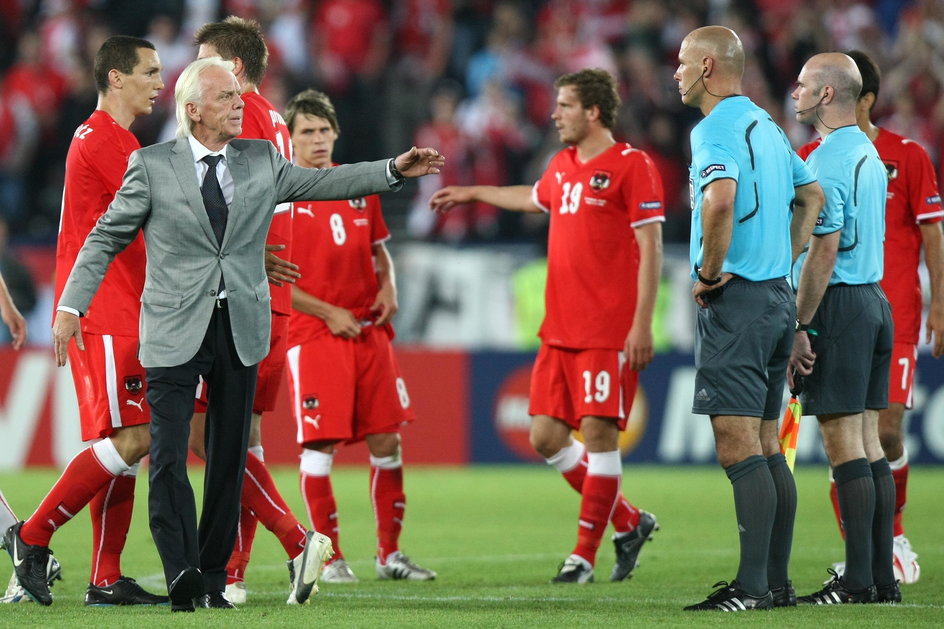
532, 143, 665, 350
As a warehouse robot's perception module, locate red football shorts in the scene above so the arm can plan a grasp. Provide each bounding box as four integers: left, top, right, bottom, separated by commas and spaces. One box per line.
285, 326, 415, 447
195, 312, 288, 414
528, 344, 638, 430
68, 332, 149, 441
889, 342, 918, 408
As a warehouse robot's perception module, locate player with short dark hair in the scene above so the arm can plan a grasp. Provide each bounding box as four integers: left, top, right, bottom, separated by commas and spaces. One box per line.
190, 16, 331, 606
797, 50, 943, 586
285, 88, 436, 583
3, 35, 168, 607
790, 52, 897, 605
675, 26, 823, 612
431, 67, 663, 585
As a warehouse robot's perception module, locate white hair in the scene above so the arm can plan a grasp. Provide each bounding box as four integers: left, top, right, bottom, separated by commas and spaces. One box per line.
174, 56, 236, 137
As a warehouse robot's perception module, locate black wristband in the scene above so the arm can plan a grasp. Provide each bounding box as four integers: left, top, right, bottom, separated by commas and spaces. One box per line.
795, 320, 811, 333
696, 270, 722, 286
389, 159, 405, 181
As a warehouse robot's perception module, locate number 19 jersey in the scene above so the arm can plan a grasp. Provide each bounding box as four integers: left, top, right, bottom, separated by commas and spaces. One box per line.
532, 143, 665, 350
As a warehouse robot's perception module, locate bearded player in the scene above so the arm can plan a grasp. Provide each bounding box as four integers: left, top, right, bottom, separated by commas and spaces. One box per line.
430, 68, 662, 583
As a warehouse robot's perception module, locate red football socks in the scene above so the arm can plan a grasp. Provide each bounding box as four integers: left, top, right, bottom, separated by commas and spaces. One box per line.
300, 472, 342, 560
242, 451, 307, 558
88, 474, 135, 586
371, 466, 405, 562
21, 447, 114, 547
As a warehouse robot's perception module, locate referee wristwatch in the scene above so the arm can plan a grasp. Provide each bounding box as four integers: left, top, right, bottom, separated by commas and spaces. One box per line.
695, 267, 722, 286
795, 319, 811, 333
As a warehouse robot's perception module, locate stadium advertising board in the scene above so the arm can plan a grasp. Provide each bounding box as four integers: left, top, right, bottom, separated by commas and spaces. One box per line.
2, 349, 944, 467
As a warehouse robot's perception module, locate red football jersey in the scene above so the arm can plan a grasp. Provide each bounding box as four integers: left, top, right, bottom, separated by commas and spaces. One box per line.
240, 91, 294, 315
799, 129, 943, 343
289, 187, 391, 346
532, 143, 665, 349
55, 110, 145, 336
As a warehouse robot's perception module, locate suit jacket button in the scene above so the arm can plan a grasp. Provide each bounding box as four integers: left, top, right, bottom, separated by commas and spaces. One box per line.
208, 290, 216, 296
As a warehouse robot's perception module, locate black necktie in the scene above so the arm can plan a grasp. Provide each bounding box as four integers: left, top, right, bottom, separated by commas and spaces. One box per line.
201, 154, 227, 246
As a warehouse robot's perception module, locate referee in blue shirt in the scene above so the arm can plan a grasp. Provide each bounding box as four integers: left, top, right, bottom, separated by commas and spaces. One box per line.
790, 52, 897, 605
676, 26, 824, 612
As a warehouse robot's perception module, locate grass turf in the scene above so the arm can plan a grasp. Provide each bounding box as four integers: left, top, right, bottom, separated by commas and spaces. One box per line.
0, 464, 941, 627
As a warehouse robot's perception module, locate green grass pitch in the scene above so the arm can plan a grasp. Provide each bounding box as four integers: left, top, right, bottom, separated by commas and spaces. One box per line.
0, 465, 941, 627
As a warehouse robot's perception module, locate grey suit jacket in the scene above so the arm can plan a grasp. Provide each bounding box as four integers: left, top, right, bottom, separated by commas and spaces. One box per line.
59, 136, 397, 368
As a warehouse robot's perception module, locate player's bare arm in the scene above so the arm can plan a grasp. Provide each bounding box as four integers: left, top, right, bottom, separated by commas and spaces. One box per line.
0, 274, 27, 350
693, 178, 736, 307
920, 221, 944, 357
52, 310, 85, 367
394, 146, 445, 177
264, 243, 301, 287
429, 185, 539, 214
291, 284, 362, 338
371, 243, 398, 326
790, 181, 825, 263
625, 222, 663, 371
788, 230, 839, 388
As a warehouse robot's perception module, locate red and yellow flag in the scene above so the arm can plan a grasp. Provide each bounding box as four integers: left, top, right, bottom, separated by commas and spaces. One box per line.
779, 395, 801, 472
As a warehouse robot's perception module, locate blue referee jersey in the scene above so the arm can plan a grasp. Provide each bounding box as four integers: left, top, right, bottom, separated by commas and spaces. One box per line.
689, 96, 816, 281
799, 125, 887, 286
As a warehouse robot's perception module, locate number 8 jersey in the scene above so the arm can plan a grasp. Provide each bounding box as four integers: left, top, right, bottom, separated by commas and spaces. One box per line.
532, 143, 665, 350
288, 189, 390, 345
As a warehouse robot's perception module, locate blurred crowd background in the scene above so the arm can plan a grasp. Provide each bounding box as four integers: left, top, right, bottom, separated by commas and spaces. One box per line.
1, 0, 943, 346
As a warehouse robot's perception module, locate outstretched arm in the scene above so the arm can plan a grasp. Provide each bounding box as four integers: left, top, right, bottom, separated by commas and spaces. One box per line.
429, 185, 540, 214
393, 146, 445, 178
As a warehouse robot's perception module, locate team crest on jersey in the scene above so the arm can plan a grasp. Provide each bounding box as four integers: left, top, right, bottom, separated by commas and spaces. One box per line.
303, 395, 320, 410
348, 197, 367, 210
884, 160, 899, 181
124, 376, 143, 395
589, 171, 611, 192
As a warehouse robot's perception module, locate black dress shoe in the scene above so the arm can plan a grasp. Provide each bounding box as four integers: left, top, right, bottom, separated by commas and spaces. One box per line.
168, 567, 203, 611
171, 600, 196, 612
197, 591, 236, 609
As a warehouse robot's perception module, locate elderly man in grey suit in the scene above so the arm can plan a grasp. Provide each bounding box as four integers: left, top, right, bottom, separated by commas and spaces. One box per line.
51, 57, 444, 612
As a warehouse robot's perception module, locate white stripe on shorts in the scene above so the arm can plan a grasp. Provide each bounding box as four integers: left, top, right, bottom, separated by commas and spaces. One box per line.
103, 335, 121, 429
286, 345, 303, 444
617, 351, 627, 419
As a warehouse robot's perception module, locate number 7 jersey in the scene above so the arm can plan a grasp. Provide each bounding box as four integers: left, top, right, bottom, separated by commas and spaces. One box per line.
532, 143, 665, 350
